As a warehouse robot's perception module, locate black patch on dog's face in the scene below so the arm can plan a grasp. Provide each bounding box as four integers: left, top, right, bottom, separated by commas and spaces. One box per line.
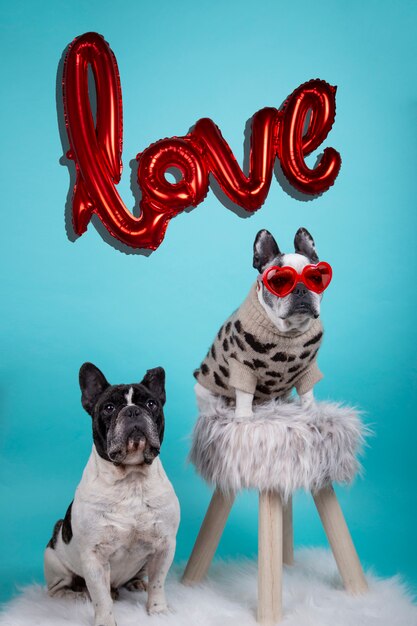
79, 363, 166, 466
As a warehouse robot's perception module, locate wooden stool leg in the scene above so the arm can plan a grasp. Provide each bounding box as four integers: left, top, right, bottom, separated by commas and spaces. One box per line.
283, 496, 294, 566
182, 488, 234, 586
313, 484, 368, 594
258, 491, 283, 625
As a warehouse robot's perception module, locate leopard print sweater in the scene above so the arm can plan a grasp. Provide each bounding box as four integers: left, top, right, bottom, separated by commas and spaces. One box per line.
194, 284, 323, 402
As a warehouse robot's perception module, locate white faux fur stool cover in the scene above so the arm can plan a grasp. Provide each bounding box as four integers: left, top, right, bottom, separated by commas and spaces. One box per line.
190, 398, 366, 500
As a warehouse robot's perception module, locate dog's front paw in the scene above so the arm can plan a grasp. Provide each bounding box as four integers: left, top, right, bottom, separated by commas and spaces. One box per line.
147, 601, 169, 615
299, 389, 315, 410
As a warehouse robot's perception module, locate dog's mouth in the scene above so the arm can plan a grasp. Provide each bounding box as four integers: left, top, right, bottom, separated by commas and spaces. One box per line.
107, 412, 161, 467
108, 435, 160, 466
286, 299, 319, 318
281, 308, 318, 320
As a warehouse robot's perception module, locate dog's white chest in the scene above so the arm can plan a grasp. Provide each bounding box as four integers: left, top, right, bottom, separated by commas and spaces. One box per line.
98, 476, 174, 548
65, 450, 179, 585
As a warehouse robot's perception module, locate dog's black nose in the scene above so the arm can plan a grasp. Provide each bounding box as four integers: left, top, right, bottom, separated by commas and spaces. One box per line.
124, 406, 141, 418
293, 282, 308, 296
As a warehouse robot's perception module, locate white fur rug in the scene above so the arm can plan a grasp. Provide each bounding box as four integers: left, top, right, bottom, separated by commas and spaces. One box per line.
1, 550, 416, 626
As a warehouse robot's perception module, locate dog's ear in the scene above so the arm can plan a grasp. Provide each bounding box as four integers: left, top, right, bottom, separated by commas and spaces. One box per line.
79, 363, 109, 416
294, 227, 319, 263
253, 229, 281, 273
141, 367, 166, 406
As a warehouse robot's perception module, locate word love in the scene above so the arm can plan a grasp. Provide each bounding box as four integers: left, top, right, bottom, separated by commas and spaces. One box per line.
63, 32, 341, 250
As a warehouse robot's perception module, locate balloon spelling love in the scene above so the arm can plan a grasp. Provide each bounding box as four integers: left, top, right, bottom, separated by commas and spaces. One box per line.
62, 32, 341, 251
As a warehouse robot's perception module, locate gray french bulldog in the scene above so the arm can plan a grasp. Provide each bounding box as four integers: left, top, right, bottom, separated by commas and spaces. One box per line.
194, 227, 332, 416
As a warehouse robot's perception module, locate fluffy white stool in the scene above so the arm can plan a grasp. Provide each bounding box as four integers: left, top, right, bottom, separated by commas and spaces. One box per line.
182, 397, 369, 625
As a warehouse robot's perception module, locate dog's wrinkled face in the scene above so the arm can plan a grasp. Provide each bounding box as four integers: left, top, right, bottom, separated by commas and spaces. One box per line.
79, 363, 166, 466
253, 228, 323, 334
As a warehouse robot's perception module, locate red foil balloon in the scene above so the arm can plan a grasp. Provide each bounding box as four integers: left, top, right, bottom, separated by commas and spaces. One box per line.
62, 32, 341, 251
63, 32, 170, 249
278, 80, 341, 194
137, 139, 208, 213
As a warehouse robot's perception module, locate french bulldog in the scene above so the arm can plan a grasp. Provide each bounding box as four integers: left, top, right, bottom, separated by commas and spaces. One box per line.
194, 228, 331, 418
44, 363, 180, 626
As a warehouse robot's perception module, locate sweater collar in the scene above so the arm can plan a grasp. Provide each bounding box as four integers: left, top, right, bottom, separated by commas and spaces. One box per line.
238, 283, 322, 340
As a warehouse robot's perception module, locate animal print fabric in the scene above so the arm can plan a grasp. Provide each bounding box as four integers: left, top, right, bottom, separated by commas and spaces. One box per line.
194, 285, 323, 402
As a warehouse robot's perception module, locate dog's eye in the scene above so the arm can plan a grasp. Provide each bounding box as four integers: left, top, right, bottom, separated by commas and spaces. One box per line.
103, 403, 115, 414
146, 399, 157, 410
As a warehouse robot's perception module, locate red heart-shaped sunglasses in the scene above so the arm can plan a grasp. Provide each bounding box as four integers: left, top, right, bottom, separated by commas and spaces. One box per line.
261, 262, 333, 297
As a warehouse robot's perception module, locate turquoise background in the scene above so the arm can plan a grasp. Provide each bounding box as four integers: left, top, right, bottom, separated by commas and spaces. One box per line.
1, 0, 416, 603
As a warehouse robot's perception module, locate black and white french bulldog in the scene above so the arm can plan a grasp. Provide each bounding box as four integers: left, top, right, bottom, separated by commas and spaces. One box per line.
44, 363, 180, 626
195, 228, 329, 417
